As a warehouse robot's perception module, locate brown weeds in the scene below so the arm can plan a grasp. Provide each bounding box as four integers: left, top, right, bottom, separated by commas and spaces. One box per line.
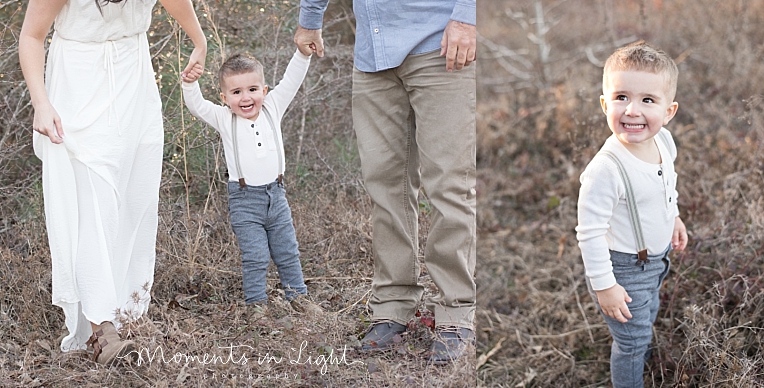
478, 1, 764, 387
0, 0, 476, 387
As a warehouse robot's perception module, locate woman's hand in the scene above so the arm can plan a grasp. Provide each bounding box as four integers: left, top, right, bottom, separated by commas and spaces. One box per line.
33, 101, 65, 144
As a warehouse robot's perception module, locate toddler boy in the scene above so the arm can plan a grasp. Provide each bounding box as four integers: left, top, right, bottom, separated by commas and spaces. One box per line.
576, 41, 688, 388
181, 50, 317, 313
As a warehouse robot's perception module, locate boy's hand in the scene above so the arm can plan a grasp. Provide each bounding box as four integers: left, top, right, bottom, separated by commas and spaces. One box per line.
181, 45, 206, 83
672, 216, 688, 251
595, 284, 632, 323
182, 63, 203, 83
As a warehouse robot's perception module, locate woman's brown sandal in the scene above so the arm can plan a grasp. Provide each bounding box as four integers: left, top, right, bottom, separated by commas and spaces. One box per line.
86, 322, 136, 365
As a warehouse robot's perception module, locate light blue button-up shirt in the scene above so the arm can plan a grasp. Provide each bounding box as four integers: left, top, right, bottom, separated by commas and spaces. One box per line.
299, 0, 476, 73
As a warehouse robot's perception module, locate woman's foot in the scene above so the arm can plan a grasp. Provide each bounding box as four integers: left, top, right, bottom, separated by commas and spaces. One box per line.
86, 322, 136, 365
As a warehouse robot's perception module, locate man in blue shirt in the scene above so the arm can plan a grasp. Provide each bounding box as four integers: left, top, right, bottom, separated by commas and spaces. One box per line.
295, 0, 476, 364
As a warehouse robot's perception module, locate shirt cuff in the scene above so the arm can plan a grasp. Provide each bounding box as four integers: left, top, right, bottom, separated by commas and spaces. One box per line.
294, 49, 312, 61
451, 0, 476, 25
299, 0, 327, 29
181, 80, 198, 88
589, 272, 617, 291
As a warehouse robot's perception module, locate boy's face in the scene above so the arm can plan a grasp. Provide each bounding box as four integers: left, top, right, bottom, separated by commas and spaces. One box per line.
220, 71, 268, 121
600, 70, 678, 149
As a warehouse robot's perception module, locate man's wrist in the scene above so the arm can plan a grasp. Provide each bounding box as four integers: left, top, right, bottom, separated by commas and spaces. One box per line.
298, 1, 326, 30
450, 0, 476, 26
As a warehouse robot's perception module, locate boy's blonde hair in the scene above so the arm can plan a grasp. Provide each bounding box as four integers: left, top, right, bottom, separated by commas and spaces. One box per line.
603, 40, 678, 102
217, 53, 265, 89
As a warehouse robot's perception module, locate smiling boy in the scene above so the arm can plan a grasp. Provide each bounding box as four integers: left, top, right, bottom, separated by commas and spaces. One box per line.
576, 41, 688, 388
180, 50, 320, 315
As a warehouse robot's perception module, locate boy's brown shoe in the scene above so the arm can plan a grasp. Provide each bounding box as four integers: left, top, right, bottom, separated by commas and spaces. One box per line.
289, 294, 324, 316
247, 302, 269, 322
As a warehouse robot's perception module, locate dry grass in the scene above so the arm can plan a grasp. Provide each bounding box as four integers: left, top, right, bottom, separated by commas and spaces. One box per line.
0, 1, 476, 387
476, 1, 764, 387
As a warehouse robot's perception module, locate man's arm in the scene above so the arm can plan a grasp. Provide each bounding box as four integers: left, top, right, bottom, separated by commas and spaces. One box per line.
441, 0, 476, 72
295, 0, 328, 57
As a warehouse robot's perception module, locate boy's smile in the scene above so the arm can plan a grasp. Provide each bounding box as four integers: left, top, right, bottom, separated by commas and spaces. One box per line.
220, 72, 268, 120
600, 70, 678, 154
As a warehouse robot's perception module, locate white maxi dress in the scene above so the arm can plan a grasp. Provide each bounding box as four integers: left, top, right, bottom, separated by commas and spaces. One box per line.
33, 0, 163, 352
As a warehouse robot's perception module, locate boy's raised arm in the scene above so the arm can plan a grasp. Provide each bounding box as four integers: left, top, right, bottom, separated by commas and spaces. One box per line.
182, 80, 228, 133
265, 51, 311, 119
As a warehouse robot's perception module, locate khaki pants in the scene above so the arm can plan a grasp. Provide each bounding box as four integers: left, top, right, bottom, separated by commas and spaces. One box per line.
352, 50, 476, 330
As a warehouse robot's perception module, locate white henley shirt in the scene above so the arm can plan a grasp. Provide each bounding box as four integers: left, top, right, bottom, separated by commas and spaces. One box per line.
576, 128, 680, 291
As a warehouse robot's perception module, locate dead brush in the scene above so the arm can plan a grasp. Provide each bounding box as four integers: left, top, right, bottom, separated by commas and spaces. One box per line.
0, 0, 477, 386
675, 279, 764, 387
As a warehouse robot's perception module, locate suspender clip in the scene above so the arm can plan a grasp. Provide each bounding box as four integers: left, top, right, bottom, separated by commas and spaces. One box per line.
636, 249, 650, 266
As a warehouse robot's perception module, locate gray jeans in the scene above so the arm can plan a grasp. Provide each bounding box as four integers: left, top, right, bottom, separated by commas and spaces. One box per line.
227, 180, 307, 304
587, 245, 671, 388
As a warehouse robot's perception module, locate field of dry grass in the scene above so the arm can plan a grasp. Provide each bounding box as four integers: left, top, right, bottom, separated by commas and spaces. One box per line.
0, 0, 476, 387
5, 0, 764, 387
477, 1, 764, 387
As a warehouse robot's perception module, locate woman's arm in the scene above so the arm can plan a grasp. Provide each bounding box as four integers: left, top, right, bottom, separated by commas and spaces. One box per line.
158, 0, 207, 75
19, 0, 68, 143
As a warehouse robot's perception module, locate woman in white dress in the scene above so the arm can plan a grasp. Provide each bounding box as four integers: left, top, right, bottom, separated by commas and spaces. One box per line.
19, 0, 206, 364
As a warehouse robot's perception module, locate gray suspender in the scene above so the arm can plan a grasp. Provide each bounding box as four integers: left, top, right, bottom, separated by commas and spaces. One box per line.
657, 130, 671, 153
600, 150, 649, 265
230, 106, 284, 188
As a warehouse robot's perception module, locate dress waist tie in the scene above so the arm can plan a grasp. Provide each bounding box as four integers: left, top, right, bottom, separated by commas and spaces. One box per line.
103, 40, 122, 136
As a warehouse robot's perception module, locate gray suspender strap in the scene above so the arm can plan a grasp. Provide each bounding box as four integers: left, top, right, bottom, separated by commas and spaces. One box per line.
260, 107, 283, 177
230, 105, 284, 188
600, 150, 650, 265
657, 130, 671, 154
231, 113, 246, 187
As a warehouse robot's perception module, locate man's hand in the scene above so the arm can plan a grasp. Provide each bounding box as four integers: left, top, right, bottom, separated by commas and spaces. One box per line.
595, 283, 633, 323
672, 216, 688, 251
294, 26, 324, 58
440, 20, 476, 72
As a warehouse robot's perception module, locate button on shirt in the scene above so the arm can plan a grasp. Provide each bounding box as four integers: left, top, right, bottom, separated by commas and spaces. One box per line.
299, 0, 476, 72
